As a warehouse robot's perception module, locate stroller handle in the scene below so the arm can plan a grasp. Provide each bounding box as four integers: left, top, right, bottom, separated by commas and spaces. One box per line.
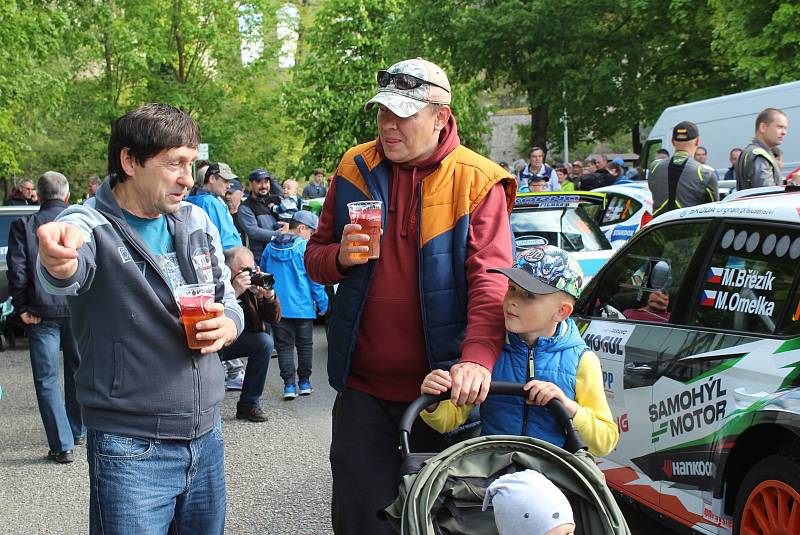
399, 381, 588, 457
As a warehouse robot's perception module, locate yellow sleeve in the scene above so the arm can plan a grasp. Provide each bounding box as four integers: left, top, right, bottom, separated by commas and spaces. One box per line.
419, 400, 473, 433
572, 351, 620, 457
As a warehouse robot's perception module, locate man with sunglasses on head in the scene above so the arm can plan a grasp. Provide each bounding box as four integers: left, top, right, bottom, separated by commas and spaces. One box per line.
305, 58, 517, 535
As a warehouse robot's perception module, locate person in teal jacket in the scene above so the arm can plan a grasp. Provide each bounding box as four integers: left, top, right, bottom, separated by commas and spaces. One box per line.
187, 162, 243, 250
261, 210, 328, 400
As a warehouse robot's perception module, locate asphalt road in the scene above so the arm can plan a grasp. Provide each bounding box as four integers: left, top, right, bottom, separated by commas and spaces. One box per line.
0, 326, 682, 534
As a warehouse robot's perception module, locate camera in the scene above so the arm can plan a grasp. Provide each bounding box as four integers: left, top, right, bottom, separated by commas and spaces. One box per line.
240, 267, 275, 290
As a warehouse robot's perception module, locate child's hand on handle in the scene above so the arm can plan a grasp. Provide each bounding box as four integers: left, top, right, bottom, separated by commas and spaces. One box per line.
523, 380, 579, 417
421, 369, 452, 412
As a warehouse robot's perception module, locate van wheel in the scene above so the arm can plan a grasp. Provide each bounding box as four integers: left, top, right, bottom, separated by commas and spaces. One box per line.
734, 455, 800, 535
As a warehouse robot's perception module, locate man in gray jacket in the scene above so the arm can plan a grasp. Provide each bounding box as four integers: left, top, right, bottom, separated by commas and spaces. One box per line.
37, 104, 243, 534
648, 121, 718, 216
736, 107, 788, 190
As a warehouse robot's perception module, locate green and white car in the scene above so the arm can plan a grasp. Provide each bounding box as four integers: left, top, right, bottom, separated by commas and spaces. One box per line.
572, 190, 800, 534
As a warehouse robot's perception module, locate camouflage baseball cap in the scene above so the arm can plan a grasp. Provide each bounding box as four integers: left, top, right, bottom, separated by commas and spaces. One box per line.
489, 245, 584, 299
364, 58, 451, 118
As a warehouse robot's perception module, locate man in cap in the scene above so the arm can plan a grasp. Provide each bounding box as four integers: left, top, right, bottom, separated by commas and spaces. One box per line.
186, 162, 243, 250
238, 168, 283, 262
305, 57, 516, 534
736, 107, 788, 190
648, 121, 718, 216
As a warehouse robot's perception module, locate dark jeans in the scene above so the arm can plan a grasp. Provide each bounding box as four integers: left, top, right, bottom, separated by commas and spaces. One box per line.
273, 318, 313, 385
330, 389, 449, 535
219, 330, 274, 408
26, 318, 83, 453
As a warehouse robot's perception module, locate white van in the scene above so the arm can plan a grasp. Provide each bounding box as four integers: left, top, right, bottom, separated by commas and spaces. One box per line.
642, 81, 800, 174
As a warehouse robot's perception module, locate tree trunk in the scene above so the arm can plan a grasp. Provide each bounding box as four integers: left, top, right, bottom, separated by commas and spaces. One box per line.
631, 123, 642, 159
529, 103, 549, 155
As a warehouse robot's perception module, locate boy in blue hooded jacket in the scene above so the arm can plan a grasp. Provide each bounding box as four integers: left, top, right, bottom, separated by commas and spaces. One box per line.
261, 210, 328, 400
420, 245, 618, 457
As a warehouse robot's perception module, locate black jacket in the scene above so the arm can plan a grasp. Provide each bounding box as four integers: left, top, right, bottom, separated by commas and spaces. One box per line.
7, 199, 71, 318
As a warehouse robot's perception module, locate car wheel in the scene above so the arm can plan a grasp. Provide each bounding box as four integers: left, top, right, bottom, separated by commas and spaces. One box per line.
734, 454, 800, 535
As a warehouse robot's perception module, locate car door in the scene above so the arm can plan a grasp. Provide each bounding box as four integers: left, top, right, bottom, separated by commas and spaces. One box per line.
649, 220, 800, 532
574, 219, 710, 511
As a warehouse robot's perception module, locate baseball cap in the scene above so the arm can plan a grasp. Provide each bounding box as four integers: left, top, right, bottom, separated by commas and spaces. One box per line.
611, 157, 625, 167
292, 210, 319, 230
227, 179, 244, 193
248, 168, 271, 182
205, 162, 237, 181
489, 245, 584, 299
482, 469, 575, 535
364, 58, 451, 118
672, 121, 699, 142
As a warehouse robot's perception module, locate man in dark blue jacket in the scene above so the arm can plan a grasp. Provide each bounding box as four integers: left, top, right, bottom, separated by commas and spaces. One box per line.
7, 171, 83, 463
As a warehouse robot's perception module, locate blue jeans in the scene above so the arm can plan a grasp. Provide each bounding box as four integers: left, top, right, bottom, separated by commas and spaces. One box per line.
87, 420, 226, 535
273, 318, 314, 385
27, 318, 83, 453
219, 330, 274, 407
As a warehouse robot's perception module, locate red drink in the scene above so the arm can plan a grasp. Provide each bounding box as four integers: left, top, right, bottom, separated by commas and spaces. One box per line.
348, 201, 382, 260
175, 290, 216, 349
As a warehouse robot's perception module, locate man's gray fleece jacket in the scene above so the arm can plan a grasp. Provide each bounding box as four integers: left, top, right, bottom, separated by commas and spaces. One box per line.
37, 182, 244, 440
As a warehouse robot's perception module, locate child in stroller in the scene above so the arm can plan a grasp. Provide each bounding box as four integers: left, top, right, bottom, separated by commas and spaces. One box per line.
419, 245, 618, 457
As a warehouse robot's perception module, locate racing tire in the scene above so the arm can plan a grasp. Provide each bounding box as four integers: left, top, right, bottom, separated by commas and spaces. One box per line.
733, 454, 800, 535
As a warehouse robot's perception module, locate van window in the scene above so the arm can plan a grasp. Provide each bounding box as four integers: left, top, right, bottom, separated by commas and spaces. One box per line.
588, 222, 706, 323
692, 225, 800, 335
640, 139, 663, 169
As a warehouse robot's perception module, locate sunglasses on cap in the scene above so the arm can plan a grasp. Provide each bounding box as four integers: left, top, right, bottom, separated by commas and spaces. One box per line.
377, 70, 451, 94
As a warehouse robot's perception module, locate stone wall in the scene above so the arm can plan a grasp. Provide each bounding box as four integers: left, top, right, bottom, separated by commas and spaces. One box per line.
485, 110, 529, 164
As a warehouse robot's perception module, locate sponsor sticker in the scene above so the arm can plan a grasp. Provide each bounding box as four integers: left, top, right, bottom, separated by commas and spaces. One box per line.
649, 377, 727, 443
582, 321, 633, 403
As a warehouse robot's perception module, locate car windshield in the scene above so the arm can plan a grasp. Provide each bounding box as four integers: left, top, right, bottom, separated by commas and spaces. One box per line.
511, 206, 610, 252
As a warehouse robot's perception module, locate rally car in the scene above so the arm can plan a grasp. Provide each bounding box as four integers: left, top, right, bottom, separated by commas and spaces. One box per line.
572, 188, 800, 534
590, 182, 654, 248
511, 191, 613, 279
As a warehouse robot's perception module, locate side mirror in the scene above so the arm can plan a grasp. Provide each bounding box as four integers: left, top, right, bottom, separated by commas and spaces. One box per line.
649, 260, 672, 291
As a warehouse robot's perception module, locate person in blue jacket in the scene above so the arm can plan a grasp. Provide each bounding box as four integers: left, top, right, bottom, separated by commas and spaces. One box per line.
261, 210, 328, 400
187, 161, 243, 250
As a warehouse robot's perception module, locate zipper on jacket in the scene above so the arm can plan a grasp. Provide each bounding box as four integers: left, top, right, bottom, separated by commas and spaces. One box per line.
193, 357, 201, 437
414, 179, 434, 367
522, 345, 534, 436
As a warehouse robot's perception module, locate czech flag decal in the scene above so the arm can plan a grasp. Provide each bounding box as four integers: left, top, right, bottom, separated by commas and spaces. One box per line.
706, 267, 723, 284
700, 290, 717, 307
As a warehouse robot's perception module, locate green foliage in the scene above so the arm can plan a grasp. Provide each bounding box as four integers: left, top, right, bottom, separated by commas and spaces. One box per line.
284, 0, 491, 177
711, 0, 800, 85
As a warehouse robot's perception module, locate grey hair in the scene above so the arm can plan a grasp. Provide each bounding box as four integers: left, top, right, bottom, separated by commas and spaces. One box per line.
38, 171, 69, 201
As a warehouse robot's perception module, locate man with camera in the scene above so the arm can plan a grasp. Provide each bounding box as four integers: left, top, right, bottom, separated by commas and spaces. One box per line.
221, 246, 281, 422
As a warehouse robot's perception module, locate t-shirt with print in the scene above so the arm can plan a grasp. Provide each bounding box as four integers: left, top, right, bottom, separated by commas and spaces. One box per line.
122, 211, 187, 291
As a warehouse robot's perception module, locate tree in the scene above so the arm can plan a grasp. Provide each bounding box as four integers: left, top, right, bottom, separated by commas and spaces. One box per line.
0, 2, 72, 180
710, 0, 800, 85
284, 0, 491, 176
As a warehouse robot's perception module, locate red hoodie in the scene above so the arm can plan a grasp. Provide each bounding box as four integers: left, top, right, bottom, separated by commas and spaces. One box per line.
306, 117, 512, 401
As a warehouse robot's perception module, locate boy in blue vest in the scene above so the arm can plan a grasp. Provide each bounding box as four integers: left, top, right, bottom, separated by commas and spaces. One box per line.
420, 245, 618, 457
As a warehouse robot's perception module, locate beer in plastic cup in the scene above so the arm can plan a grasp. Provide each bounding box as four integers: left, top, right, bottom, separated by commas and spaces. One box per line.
347, 200, 382, 260
174, 284, 216, 349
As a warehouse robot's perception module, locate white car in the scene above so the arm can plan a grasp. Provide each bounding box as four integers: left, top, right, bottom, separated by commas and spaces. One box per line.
574, 191, 800, 534
590, 182, 653, 249
511, 192, 613, 279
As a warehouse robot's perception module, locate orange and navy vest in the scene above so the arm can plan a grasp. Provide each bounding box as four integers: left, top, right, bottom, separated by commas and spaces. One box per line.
326, 140, 516, 392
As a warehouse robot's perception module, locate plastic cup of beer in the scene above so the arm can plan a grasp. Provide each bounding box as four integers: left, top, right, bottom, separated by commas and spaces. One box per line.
347, 200, 382, 260
174, 284, 216, 349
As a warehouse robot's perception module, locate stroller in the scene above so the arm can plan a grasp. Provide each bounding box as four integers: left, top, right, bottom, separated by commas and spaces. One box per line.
383, 382, 631, 535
